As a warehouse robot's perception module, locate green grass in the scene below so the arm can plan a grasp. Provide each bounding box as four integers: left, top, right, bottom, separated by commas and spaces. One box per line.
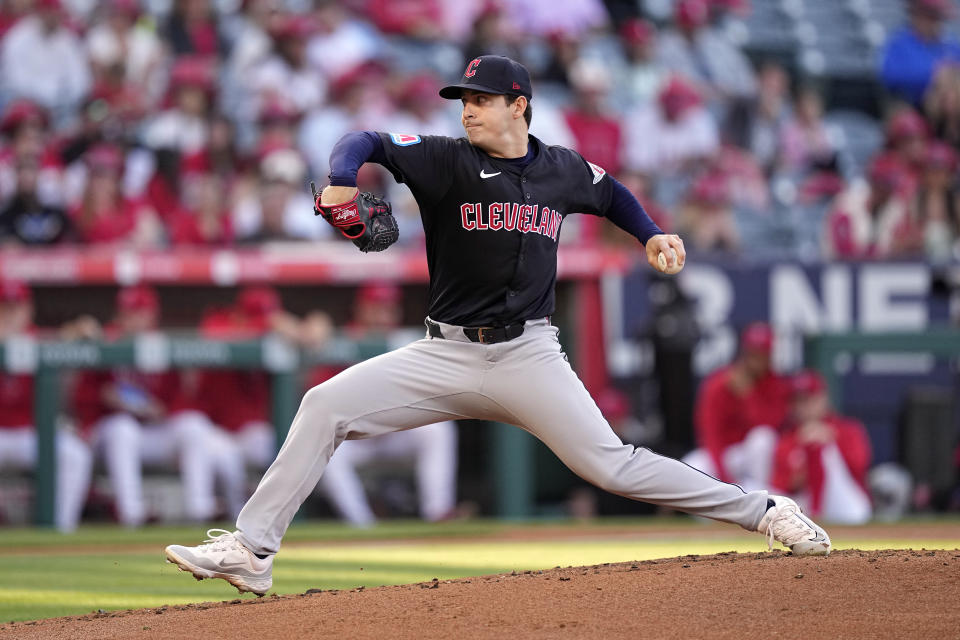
0, 518, 514, 549
0, 518, 958, 623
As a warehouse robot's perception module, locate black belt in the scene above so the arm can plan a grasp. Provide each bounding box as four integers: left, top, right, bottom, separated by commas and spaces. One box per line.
425, 318, 525, 344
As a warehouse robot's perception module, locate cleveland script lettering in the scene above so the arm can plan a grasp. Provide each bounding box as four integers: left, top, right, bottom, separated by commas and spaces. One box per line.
459, 202, 562, 240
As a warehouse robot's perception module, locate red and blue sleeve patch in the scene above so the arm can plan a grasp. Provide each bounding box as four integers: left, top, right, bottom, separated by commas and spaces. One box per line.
389, 133, 422, 146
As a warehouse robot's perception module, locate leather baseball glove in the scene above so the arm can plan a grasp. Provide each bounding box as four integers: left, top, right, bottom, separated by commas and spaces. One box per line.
312, 182, 399, 252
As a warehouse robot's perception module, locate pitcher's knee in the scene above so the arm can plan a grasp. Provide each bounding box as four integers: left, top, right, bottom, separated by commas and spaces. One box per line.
301, 384, 330, 412
298, 385, 345, 438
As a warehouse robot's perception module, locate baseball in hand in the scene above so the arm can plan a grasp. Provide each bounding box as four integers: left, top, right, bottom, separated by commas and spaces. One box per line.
657, 248, 682, 274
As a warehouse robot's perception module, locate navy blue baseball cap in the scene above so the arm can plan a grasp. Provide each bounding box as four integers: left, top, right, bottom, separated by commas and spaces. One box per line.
439, 55, 533, 100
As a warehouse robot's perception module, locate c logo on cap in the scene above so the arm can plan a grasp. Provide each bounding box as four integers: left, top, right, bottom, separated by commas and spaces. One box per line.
464, 58, 481, 78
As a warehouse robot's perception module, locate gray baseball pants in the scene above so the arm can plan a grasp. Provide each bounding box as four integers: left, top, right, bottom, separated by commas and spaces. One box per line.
236, 318, 769, 555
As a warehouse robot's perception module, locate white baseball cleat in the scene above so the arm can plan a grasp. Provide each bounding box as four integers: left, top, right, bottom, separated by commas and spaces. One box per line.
757, 496, 832, 556
165, 529, 273, 596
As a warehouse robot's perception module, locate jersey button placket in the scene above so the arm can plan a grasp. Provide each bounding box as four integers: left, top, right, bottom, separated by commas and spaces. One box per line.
509, 173, 529, 309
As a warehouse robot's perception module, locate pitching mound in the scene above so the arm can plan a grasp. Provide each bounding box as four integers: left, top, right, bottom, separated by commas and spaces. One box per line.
3, 549, 958, 639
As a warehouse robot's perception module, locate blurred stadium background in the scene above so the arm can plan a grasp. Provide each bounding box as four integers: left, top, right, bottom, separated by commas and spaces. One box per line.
0, 0, 958, 534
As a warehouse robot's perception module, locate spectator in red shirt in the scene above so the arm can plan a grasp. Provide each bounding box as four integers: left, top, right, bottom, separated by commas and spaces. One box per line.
885, 107, 929, 195
683, 322, 790, 490
564, 58, 623, 176
168, 151, 234, 246
365, 0, 443, 39
0, 280, 92, 531
72, 285, 225, 525
824, 152, 921, 259
164, 0, 221, 57
771, 370, 872, 524
70, 144, 161, 246
562, 59, 625, 245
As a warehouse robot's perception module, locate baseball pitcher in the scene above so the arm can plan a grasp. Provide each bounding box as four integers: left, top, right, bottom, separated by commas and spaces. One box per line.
165, 56, 830, 596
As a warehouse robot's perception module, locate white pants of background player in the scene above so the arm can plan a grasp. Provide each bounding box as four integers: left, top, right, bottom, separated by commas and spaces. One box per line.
236, 319, 770, 556
681, 426, 777, 493
0, 426, 92, 531
206, 421, 277, 520
92, 410, 224, 526
319, 420, 458, 526
792, 442, 872, 525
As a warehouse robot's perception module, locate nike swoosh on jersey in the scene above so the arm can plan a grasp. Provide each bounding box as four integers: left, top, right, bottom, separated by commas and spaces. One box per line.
480, 170, 501, 179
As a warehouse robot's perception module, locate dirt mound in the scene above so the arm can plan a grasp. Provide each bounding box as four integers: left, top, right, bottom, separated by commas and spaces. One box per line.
3, 549, 958, 639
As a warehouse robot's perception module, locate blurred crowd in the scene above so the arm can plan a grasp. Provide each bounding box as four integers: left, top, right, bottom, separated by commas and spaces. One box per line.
0, 0, 956, 259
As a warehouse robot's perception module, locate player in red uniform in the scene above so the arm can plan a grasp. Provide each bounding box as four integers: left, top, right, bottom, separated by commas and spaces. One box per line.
72, 285, 225, 525
771, 370, 872, 524
684, 323, 791, 490
195, 287, 303, 517
0, 280, 92, 530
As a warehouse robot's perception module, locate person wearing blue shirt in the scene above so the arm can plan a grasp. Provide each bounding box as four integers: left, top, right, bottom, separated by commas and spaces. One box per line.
881, 0, 960, 106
